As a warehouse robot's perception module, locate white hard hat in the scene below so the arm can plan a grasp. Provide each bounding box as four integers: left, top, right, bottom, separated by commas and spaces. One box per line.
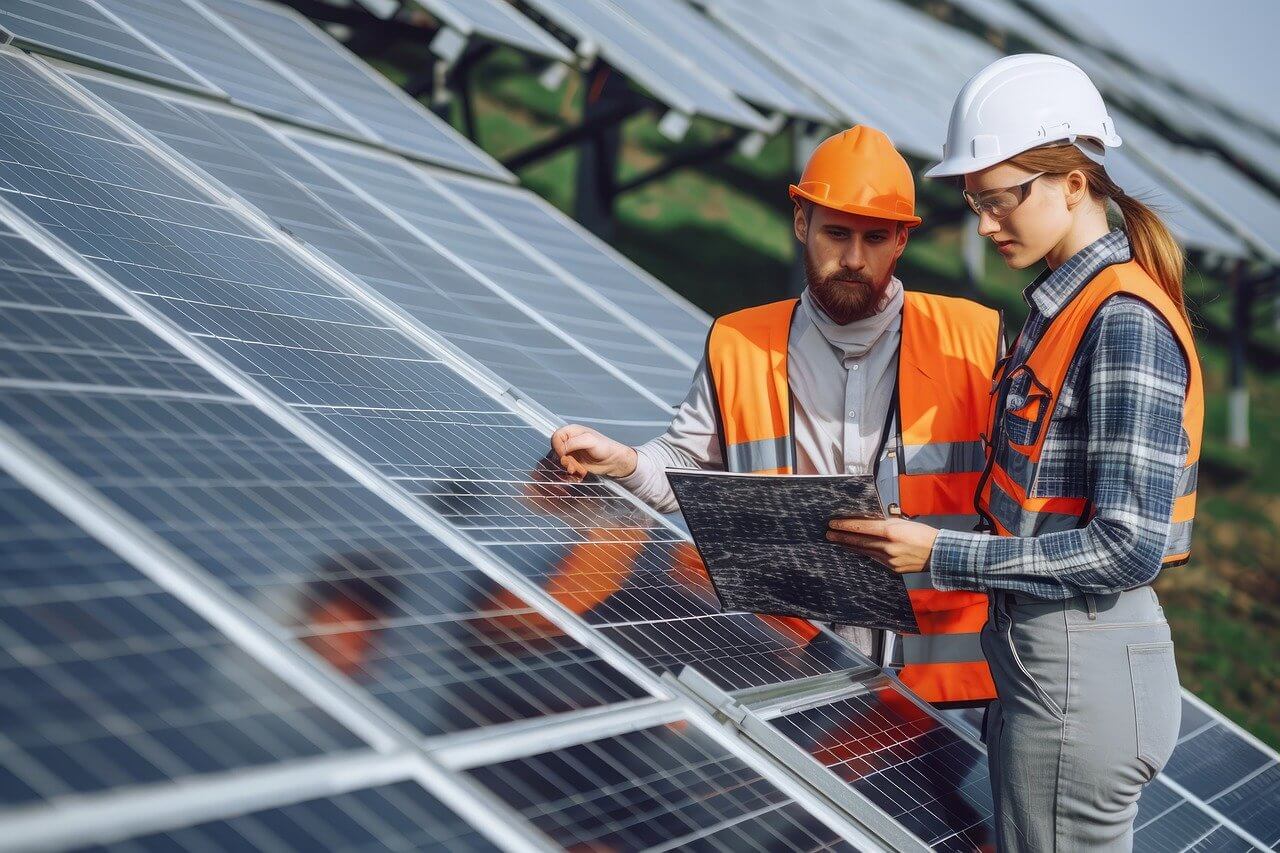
925, 54, 1122, 178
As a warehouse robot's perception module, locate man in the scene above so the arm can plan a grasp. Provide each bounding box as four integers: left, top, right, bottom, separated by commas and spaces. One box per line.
550, 126, 1000, 707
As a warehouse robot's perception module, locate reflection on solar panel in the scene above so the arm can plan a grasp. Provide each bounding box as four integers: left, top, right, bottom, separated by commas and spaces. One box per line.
606, 0, 834, 122
521, 0, 770, 130
94, 0, 352, 133
0, 0, 214, 93
467, 724, 857, 851
439, 175, 711, 362
0, 469, 361, 806
73, 73, 674, 444
0, 203, 645, 739
293, 135, 698, 407
411, 0, 573, 63
85, 782, 500, 852
193, 0, 512, 179
767, 680, 996, 851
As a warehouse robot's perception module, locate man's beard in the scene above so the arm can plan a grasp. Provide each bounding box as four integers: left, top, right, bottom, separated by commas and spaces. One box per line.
804, 251, 889, 324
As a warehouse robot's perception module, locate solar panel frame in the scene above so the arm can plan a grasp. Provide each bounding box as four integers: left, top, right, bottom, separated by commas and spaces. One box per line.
191, 0, 515, 180
0, 0, 220, 96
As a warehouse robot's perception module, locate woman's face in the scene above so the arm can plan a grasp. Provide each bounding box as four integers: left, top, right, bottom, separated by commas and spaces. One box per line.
964, 162, 1071, 269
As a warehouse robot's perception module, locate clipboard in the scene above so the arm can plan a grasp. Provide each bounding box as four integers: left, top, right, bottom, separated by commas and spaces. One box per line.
666, 470, 919, 633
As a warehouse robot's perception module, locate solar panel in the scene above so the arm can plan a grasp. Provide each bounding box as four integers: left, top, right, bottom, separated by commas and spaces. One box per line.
765, 678, 997, 851
0, 0, 215, 94
291, 134, 699, 408
93, 0, 354, 134
410, 0, 574, 63
0, 467, 362, 807
465, 722, 858, 850
73, 73, 675, 445
192, 0, 513, 179
1122, 115, 1280, 261
605, 0, 835, 123
1160, 694, 1280, 848
0, 205, 647, 744
438, 174, 712, 361
520, 0, 771, 131
1, 51, 873, 699
84, 782, 500, 852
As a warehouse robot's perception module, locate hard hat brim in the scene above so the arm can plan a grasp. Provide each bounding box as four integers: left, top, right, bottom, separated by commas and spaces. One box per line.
788, 184, 923, 227
924, 135, 1121, 179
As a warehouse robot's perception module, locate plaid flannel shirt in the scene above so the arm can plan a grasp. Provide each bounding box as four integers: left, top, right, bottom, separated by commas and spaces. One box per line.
929, 229, 1192, 599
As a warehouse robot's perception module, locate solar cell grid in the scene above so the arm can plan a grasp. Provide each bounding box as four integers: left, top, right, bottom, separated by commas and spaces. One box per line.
93, 0, 352, 133
193, 0, 511, 178
293, 135, 696, 408
769, 683, 996, 851
73, 74, 675, 445
439, 173, 711, 362
521, 0, 770, 130
414, 0, 573, 63
0, 0, 212, 94
1, 51, 867, 707
0, 469, 363, 807
467, 723, 858, 851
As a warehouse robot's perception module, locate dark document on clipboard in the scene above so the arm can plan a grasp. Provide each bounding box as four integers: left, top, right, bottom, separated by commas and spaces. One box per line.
666, 470, 919, 633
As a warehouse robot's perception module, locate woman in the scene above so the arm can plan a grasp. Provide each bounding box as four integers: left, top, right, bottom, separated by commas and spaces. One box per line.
828, 54, 1201, 850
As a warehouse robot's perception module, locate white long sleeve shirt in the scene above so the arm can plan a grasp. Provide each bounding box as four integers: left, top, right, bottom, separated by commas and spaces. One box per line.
618, 280, 904, 509
615, 280, 906, 656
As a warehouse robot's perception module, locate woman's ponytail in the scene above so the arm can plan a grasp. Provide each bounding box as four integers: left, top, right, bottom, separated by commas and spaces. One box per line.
1009, 144, 1189, 325
1110, 191, 1190, 325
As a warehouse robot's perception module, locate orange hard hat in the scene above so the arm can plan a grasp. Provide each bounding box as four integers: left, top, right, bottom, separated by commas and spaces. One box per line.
789, 125, 922, 227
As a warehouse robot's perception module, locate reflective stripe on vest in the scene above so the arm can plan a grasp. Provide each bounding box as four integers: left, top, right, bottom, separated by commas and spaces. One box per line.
978, 260, 1203, 567
706, 292, 1002, 705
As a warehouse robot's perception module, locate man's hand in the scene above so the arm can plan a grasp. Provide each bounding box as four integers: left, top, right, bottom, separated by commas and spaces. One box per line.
826, 518, 939, 574
550, 425, 638, 480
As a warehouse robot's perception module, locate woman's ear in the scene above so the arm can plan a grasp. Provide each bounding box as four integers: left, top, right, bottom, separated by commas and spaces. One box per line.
1063, 169, 1090, 209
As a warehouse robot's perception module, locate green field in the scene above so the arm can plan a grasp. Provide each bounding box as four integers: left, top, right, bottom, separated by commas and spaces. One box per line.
381, 46, 1279, 748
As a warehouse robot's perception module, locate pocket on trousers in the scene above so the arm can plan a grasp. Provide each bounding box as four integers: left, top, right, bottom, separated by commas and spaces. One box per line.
1129, 641, 1181, 775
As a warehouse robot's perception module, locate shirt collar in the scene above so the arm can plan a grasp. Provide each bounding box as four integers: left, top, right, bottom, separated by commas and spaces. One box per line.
1023, 229, 1132, 319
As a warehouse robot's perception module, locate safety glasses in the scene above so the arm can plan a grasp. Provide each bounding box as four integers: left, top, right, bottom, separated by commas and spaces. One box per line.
963, 172, 1046, 220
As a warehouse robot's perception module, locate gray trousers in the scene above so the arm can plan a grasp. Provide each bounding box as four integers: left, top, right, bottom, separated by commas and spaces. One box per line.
979, 585, 1181, 851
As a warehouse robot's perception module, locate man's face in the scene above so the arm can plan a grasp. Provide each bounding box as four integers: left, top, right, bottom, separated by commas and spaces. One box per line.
794, 204, 908, 324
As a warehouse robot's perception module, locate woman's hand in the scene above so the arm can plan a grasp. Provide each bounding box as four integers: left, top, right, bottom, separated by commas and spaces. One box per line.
826, 518, 939, 574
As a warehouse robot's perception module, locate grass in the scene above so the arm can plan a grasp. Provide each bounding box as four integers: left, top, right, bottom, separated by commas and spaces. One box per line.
381, 45, 1280, 749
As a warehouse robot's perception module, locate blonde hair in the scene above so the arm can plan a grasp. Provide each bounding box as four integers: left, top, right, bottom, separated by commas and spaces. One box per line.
1006, 143, 1189, 324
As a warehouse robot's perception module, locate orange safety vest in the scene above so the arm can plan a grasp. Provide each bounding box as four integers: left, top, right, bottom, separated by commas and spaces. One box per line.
977, 260, 1202, 566
706, 292, 1002, 706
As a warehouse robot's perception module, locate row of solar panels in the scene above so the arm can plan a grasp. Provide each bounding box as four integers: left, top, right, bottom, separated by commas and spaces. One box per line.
3, 0, 1276, 267
0, 0, 1274, 850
